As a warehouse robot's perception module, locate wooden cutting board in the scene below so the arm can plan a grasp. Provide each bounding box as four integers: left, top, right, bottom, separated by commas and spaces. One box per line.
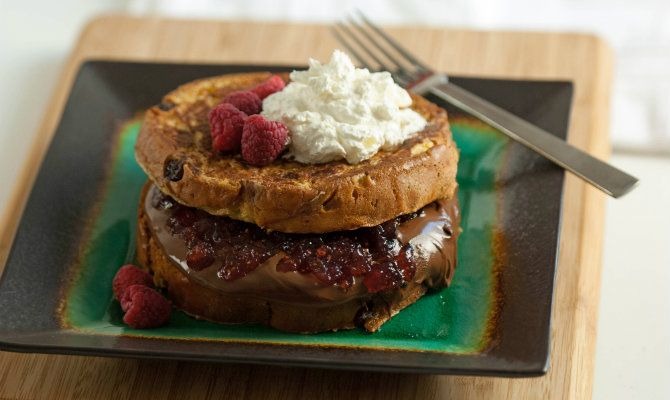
0, 15, 612, 399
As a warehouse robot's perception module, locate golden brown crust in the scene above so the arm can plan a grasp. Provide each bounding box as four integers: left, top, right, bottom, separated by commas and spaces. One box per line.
136, 182, 429, 333
135, 72, 458, 233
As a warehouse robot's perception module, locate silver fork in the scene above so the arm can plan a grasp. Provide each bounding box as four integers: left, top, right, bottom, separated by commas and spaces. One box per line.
332, 11, 638, 198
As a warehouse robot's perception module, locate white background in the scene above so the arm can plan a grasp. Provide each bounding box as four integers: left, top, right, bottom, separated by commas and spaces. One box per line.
1, 1, 669, 398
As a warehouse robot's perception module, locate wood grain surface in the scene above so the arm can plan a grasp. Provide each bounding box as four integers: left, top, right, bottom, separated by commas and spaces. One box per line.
0, 15, 612, 399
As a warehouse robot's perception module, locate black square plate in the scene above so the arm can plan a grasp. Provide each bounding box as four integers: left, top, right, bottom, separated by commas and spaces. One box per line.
0, 61, 571, 376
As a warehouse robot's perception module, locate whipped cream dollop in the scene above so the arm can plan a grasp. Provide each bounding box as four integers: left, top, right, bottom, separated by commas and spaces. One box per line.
261, 50, 427, 164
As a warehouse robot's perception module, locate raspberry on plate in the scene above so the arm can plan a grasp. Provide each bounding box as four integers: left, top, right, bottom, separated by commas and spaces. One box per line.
209, 103, 247, 152
223, 90, 262, 115
112, 264, 154, 300
252, 75, 286, 100
241, 115, 289, 166
120, 285, 172, 329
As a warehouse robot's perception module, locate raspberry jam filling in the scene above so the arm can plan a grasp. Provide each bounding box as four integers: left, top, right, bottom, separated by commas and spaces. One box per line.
145, 185, 459, 301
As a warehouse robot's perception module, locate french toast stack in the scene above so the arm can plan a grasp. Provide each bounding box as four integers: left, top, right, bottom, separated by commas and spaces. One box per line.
134, 72, 460, 333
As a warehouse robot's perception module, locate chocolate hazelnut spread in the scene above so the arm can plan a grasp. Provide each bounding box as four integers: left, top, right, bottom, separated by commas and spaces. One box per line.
144, 185, 459, 306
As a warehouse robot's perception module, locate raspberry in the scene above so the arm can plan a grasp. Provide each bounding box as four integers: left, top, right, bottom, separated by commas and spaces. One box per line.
112, 264, 154, 300
252, 75, 285, 100
208, 103, 247, 152
121, 285, 172, 329
241, 115, 289, 166
223, 90, 262, 115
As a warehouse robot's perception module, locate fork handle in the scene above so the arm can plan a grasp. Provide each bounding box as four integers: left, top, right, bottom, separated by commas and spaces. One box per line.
428, 82, 638, 198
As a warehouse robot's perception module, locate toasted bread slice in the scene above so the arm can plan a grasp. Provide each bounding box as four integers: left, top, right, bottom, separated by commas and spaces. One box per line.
136, 182, 435, 333
135, 72, 458, 233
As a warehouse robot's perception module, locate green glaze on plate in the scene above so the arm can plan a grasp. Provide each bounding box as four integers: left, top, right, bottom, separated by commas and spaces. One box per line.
63, 116, 508, 354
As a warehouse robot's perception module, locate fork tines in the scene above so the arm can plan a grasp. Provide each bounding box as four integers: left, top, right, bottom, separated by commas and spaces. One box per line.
332, 10, 431, 85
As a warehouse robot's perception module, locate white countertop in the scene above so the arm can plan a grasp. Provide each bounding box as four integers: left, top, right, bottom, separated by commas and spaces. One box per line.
595, 154, 670, 399
1, 1, 669, 398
